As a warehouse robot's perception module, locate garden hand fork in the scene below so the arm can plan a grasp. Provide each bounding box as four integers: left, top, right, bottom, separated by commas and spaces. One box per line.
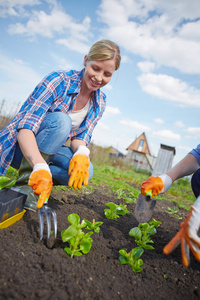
38, 198, 57, 240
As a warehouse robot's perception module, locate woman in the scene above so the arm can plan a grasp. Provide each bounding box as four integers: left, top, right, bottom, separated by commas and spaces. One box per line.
0, 40, 121, 211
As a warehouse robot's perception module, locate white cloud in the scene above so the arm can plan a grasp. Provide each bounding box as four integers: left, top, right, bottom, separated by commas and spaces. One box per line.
178, 145, 192, 152
103, 84, 113, 91
8, 7, 91, 44
95, 122, 110, 130
138, 73, 200, 107
56, 38, 90, 54
177, 20, 200, 41
0, 0, 40, 17
154, 118, 164, 124
0, 52, 41, 104
121, 55, 129, 63
137, 61, 156, 73
97, 0, 200, 74
104, 106, 121, 117
185, 127, 200, 137
50, 52, 74, 70
120, 119, 150, 131
152, 129, 181, 142
7, 5, 92, 54
175, 120, 185, 128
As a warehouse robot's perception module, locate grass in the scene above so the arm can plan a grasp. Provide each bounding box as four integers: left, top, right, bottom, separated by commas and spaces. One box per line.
61, 162, 195, 210
3, 159, 196, 211
90, 163, 195, 210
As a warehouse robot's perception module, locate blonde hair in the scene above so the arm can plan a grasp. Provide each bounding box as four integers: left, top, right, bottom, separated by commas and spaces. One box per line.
87, 40, 121, 70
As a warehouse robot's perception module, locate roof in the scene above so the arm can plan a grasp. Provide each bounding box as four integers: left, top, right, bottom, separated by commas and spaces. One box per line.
160, 144, 176, 155
126, 132, 151, 155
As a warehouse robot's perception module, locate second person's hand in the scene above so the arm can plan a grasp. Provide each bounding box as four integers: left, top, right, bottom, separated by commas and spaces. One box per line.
141, 174, 172, 198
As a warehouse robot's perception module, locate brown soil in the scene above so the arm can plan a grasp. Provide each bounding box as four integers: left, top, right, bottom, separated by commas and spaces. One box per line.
0, 185, 200, 300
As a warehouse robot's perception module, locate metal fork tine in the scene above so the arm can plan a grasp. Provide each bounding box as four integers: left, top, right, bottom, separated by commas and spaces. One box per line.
38, 210, 44, 240
51, 210, 57, 238
46, 210, 51, 239
38, 204, 57, 240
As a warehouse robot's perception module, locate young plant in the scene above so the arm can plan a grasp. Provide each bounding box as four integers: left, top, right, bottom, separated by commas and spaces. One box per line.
129, 218, 161, 250
165, 206, 182, 219
119, 248, 144, 272
116, 188, 125, 199
104, 202, 130, 221
61, 213, 103, 258
83, 218, 103, 233
119, 219, 161, 272
0, 176, 16, 190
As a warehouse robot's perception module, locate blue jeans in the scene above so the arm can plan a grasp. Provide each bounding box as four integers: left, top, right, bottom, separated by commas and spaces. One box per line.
11, 112, 93, 185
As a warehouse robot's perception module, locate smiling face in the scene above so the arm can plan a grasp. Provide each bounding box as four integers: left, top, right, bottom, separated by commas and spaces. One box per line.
82, 56, 116, 93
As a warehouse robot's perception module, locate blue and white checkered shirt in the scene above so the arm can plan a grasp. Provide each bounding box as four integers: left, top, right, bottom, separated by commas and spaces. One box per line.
0, 69, 106, 176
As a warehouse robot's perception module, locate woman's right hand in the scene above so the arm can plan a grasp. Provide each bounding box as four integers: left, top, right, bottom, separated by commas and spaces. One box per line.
28, 163, 53, 209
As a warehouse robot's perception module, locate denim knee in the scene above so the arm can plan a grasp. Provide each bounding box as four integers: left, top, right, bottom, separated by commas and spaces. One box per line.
191, 169, 200, 198
50, 144, 93, 185
36, 112, 72, 154
50, 160, 93, 186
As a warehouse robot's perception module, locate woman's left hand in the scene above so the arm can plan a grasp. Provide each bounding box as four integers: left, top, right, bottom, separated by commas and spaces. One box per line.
68, 145, 90, 189
68, 154, 89, 189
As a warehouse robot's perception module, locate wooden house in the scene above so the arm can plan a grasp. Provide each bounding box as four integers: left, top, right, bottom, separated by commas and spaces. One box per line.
125, 132, 156, 172
109, 146, 124, 158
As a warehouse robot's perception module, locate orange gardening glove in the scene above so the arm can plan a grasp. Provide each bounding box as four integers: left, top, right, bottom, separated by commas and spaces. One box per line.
141, 174, 172, 198
163, 196, 200, 267
68, 145, 90, 190
68, 155, 89, 189
28, 163, 53, 209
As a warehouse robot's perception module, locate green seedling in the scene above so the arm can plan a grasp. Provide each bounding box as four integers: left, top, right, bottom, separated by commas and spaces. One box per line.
124, 191, 138, 203
104, 202, 130, 221
0, 176, 16, 190
61, 213, 103, 258
165, 206, 182, 219
123, 197, 136, 204
116, 188, 125, 199
119, 248, 144, 272
83, 218, 103, 233
119, 218, 161, 272
129, 218, 161, 250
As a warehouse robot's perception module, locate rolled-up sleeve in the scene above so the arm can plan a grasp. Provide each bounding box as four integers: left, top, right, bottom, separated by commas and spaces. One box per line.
17, 72, 66, 134
189, 144, 200, 165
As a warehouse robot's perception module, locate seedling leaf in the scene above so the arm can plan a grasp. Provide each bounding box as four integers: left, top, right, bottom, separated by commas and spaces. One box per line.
129, 227, 142, 240
68, 213, 80, 226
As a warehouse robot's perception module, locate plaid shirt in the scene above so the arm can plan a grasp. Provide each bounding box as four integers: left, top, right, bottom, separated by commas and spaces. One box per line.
0, 69, 106, 176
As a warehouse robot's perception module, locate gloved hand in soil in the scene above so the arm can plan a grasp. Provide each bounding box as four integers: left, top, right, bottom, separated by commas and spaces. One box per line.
163, 195, 200, 267
141, 174, 172, 197
28, 163, 53, 209
68, 146, 90, 189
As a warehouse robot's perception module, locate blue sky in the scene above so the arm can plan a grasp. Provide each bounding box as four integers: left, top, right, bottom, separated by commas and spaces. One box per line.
0, 0, 200, 166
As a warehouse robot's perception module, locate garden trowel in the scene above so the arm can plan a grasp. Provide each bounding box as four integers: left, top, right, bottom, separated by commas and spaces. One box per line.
134, 191, 156, 223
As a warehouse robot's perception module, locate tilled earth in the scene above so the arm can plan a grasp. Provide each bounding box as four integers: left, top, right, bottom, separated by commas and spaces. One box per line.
0, 185, 200, 300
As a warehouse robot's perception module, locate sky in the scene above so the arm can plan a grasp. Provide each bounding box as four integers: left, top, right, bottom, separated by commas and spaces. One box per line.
0, 0, 200, 166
